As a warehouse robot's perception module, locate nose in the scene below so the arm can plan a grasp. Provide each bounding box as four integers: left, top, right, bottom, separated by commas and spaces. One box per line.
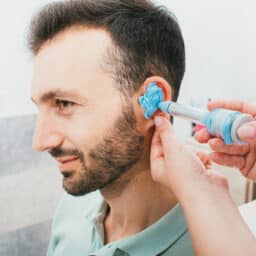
32, 114, 63, 152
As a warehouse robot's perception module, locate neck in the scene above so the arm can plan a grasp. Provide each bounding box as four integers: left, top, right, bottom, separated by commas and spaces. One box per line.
100, 166, 177, 244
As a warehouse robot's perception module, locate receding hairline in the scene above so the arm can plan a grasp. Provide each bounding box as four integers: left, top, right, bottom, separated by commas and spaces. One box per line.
33, 24, 127, 94
33, 24, 114, 55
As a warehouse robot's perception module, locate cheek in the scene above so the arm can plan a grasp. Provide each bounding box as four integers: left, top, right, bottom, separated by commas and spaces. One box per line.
59, 93, 123, 148
60, 113, 110, 150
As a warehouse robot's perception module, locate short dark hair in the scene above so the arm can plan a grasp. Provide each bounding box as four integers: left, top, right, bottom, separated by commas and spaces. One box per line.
28, 0, 185, 101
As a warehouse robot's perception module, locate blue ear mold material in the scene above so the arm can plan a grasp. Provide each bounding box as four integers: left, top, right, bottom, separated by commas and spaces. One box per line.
139, 82, 164, 119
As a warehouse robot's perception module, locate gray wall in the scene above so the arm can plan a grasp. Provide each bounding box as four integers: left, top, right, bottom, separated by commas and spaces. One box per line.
0, 115, 63, 256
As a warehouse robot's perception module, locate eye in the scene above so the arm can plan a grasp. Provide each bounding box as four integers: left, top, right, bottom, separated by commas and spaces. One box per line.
55, 99, 75, 114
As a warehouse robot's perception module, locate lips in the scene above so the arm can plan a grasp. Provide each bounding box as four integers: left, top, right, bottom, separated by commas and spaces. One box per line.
56, 156, 80, 171
57, 156, 79, 164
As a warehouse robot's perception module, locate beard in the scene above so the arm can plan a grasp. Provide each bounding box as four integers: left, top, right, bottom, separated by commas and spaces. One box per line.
50, 101, 145, 196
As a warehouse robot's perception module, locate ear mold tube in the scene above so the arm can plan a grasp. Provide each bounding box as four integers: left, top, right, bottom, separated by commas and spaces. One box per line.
139, 83, 254, 145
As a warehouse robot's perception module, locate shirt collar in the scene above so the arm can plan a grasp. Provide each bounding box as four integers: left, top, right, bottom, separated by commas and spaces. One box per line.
87, 195, 188, 256
84, 191, 106, 222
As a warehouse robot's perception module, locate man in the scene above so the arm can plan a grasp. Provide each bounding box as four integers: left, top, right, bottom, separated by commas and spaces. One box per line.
29, 0, 193, 255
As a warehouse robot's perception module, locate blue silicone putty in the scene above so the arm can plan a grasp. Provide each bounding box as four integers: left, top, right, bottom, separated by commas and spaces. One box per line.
139, 82, 164, 119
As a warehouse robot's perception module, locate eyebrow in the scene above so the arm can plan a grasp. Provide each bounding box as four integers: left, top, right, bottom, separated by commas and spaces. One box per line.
31, 89, 83, 104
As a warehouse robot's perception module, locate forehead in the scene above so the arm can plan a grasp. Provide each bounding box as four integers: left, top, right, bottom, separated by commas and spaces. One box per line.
31, 27, 114, 102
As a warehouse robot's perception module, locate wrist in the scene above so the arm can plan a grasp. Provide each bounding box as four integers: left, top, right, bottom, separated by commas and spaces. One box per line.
169, 172, 206, 203
174, 175, 232, 209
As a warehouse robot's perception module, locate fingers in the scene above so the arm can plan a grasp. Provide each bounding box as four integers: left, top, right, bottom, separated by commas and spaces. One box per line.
244, 162, 256, 181
209, 139, 256, 181
240, 144, 256, 178
150, 116, 182, 187
209, 152, 245, 169
208, 138, 249, 155
150, 116, 175, 176
150, 129, 164, 160
194, 128, 212, 143
197, 152, 212, 169
237, 121, 256, 144
208, 99, 256, 116
150, 128, 166, 181
154, 116, 178, 153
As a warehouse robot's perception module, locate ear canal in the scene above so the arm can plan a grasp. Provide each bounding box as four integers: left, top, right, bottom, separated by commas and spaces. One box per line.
139, 82, 164, 119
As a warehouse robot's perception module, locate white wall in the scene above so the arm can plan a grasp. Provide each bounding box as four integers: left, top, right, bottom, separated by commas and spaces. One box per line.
158, 0, 256, 102
157, 0, 256, 137
0, 1, 51, 118
0, 0, 255, 119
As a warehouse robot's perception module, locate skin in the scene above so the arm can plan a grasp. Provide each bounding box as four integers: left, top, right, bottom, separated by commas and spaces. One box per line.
150, 115, 256, 256
195, 100, 256, 181
31, 27, 177, 244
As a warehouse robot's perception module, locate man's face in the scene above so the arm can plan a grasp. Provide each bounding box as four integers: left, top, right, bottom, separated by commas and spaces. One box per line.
31, 28, 145, 196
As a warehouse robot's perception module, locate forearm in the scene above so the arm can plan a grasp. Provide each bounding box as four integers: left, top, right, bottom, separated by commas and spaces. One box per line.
179, 180, 256, 256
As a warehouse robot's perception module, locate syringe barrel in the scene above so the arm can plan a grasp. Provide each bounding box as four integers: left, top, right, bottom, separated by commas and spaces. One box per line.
159, 101, 207, 121
203, 109, 254, 144
158, 101, 255, 145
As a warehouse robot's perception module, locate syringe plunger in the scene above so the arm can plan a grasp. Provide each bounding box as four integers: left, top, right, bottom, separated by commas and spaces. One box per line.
158, 101, 254, 145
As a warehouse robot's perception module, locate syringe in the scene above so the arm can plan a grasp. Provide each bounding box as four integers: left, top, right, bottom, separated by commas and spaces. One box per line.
158, 101, 254, 145
138, 82, 254, 145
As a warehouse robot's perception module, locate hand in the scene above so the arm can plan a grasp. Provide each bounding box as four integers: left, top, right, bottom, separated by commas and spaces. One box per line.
195, 100, 256, 181
150, 116, 256, 256
150, 116, 228, 200
150, 117, 256, 256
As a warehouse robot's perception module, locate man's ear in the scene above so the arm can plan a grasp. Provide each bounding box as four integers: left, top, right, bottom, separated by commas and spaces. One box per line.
137, 76, 172, 103
133, 76, 173, 132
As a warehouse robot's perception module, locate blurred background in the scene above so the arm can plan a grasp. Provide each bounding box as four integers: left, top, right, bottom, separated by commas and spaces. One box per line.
0, 0, 255, 255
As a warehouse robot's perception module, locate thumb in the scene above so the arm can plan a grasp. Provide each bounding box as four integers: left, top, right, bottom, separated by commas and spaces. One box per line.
154, 116, 179, 152
237, 121, 256, 144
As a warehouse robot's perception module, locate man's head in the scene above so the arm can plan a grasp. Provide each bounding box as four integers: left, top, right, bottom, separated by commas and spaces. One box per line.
29, 0, 185, 196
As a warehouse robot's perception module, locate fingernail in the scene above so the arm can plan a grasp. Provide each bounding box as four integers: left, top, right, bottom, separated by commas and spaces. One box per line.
154, 116, 162, 127
238, 125, 256, 139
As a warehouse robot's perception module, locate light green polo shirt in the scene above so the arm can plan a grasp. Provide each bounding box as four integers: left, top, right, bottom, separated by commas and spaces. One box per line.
47, 191, 195, 256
